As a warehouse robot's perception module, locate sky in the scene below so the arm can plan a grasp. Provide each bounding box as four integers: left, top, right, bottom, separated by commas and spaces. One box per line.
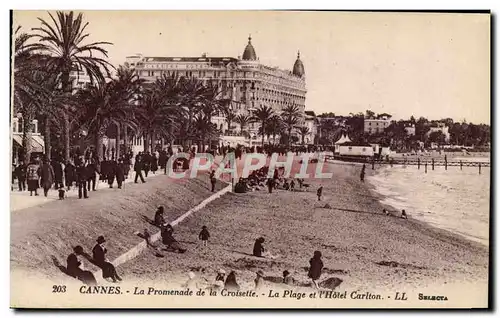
12, 10, 491, 124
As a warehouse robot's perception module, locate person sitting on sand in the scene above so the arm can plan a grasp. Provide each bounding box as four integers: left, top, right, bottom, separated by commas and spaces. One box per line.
161, 224, 187, 253
213, 269, 226, 290
92, 236, 123, 283
317, 186, 323, 201
401, 209, 408, 219
224, 271, 240, 291
67, 246, 97, 286
254, 270, 265, 291
282, 270, 296, 285
253, 237, 266, 257
383, 208, 389, 216
308, 250, 324, 290
183, 271, 199, 289
199, 225, 210, 247
283, 179, 290, 191
154, 206, 166, 227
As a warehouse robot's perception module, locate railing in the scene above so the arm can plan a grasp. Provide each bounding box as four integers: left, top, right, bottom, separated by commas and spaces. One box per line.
326, 154, 490, 174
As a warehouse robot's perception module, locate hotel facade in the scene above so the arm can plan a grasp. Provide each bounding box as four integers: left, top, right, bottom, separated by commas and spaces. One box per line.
125, 36, 307, 148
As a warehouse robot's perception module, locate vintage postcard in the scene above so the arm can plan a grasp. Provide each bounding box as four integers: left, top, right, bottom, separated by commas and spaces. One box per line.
10, 10, 490, 309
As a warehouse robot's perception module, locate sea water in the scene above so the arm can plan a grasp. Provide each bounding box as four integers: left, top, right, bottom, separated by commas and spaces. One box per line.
367, 157, 490, 246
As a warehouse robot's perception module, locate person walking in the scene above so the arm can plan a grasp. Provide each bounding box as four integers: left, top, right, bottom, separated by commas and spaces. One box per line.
107, 159, 117, 188
14, 161, 27, 191
134, 154, 145, 183
51, 159, 64, 190
76, 159, 89, 199
360, 164, 366, 182
26, 158, 40, 196
64, 160, 76, 191
317, 186, 323, 201
116, 158, 125, 189
39, 157, 55, 197
86, 158, 99, 191
210, 170, 217, 192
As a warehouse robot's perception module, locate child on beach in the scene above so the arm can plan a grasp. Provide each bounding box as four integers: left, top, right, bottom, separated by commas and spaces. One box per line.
199, 226, 210, 246
58, 186, 66, 200
317, 186, 323, 201
308, 250, 324, 290
290, 180, 295, 191
401, 210, 408, 219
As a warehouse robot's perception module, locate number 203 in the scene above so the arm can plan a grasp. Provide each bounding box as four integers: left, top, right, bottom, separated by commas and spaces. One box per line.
52, 285, 66, 293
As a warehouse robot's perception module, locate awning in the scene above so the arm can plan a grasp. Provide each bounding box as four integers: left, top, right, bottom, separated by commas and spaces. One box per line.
12, 134, 45, 153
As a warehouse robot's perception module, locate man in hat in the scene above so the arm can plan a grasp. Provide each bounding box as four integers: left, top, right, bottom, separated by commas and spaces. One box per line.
92, 235, 122, 283
75, 159, 89, 199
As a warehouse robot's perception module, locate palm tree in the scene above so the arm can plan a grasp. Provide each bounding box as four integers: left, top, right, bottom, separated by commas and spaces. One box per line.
223, 107, 236, 135
297, 126, 310, 145
235, 114, 251, 136
266, 115, 284, 145
251, 105, 275, 146
30, 11, 113, 161
13, 27, 65, 162
136, 74, 183, 152
113, 65, 145, 156
281, 105, 301, 146
75, 80, 137, 160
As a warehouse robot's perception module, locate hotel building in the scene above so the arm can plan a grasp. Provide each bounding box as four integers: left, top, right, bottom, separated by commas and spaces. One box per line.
125, 36, 307, 147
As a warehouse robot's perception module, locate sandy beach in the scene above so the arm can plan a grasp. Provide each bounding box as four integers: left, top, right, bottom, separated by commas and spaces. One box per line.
116, 161, 488, 292
10, 158, 489, 306
10, 172, 226, 279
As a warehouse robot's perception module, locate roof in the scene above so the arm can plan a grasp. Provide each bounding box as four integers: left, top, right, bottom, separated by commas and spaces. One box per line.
140, 57, 239, 63
292, 51, 305, 77
339, 141, 372, 147
242, 36, 257, 61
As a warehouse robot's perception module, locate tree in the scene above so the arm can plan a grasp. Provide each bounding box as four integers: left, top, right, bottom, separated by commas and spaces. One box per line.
251, 105, 275, 146
223, 107, 237, 134
297, 126, 310, 144
136, 74, 183, 152
30, 11, 113, 161
75, 80, 137, 160
281, 105, 301, 147
235, 114, 251, 136
114, 65, 145, 155
365, 109, 375, 118
264, 115, 283, 145
428, 131, 446, 146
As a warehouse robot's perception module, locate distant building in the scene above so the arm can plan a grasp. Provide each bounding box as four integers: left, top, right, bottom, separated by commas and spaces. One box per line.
427, 123, 451, 142
304, 111, 318, 144
337, 141, 374, 158
404, 124, 416, 136
12, 115, 44, 164
125, 35, 307, 147
364, 113, 392, 134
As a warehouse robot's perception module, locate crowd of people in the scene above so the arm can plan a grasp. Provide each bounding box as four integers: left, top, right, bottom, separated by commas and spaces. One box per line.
11, 146, 181, 200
